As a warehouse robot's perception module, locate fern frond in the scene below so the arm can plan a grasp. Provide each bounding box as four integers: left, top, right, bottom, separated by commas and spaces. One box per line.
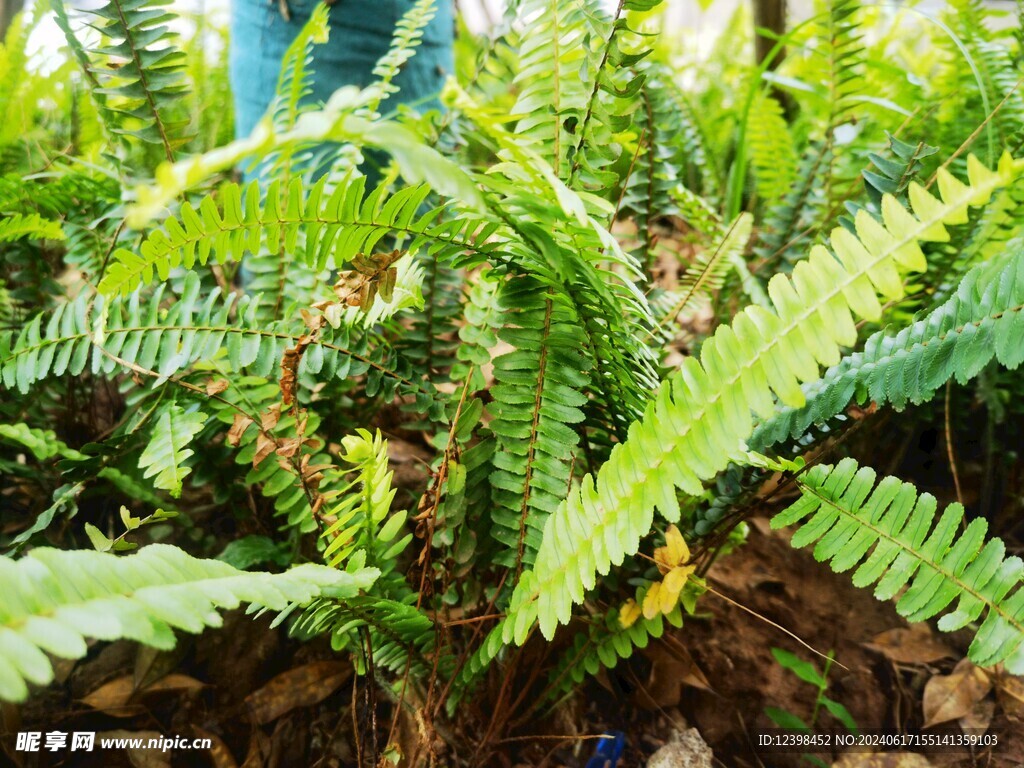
212, 377, 329, 532
0, 544, 378, 702
1, 274, 434, 409
776, 458, 1024, 672
0, 213, 64, 242
489, 277, 590, 569
364, 0, 439, 118
138, 404, 206, 497
510, 153, 1021, 642
839, 134, 939, 232
748, 93, 797, 203
81, 0, 191, 157
0, 423, 84, 462
271, 4, 330, 131
293, 595, 443, 676
0, 6, 43, 147
823, 0, 865, 130
400, 252, 460, 380
546, 602, 682, 700
656, 212, 753, 330
320, 429, 408, 570
258, 4, 332, 182
753, 141, 832, 272
566, 0, 665, 198
51, 0, 117, 147
617, 72, 683, 261
128, 91, 484, 224
99, 176, 497, 297
752, 249, 1024, 450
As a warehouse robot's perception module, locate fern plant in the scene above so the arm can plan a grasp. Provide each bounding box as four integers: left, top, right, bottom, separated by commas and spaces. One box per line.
5, 0, 1024, 761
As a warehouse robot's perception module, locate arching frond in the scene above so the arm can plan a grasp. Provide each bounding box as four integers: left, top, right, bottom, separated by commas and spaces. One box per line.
0, 544, 378, 702
752, 248, 1024, 450
777, 458, 1024, 672
99, 176, 497, 297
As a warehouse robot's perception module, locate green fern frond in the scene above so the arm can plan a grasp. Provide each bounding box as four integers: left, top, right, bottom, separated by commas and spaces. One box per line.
138, 404, 206, 497
546, 603, 682, 701
749, 93, 797, 203
272, 4, 330, 131
51, 0, 117, 147
618, 72, 683, 261
261, 4, 331, 180
84, 0, 191, 157
655, 212, 753, 330
839, 134, 939, 232
775, 458, 1024, 672
509, 152, 1021, 642
0, 423, 84, 462
823, 0, 865, 130
489, 277, 590, 569
128, 89, 485, 224
293, 595, 443, 676
211, 377, 329, 532
99, 176, 497, 297
566, 0, 665, 198
364, 0, 439, 118
509, 0, 604, 178
0, 214, 64, 242
0, 5, 44, 147
0, 544, 378, 702
752, 248, 1024, 450
400, 252, 460, 380
753, 141, 832, 271
1, 274, 434, 410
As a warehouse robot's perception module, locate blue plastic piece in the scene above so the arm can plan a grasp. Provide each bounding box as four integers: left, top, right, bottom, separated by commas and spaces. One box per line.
585, 730, 625, 768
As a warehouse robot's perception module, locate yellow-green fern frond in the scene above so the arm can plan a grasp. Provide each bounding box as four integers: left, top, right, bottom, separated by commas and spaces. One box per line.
508, 152, 1021, 642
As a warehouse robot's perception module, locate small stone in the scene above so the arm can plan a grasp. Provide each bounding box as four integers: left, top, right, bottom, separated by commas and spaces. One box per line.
646, 728, 713, 768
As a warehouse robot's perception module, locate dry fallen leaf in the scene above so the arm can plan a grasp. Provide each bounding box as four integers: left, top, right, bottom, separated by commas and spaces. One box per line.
922, 659, 992, 727
634, 642, 711, 708
134, 645, 188, 690
82, 676, 140, 717
240, 729, 271, 768
97, 731, 169, 768
245, 661, 352, 725
995, 671, 1024, 722
192, 726, 238, 768
833, 752, 933, 768
865, 624, 955, 665
82, 673, 204, 717
958, 696, 995, 734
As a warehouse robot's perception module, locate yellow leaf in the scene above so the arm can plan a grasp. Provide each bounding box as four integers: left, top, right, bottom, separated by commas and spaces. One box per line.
663, 564, 695, 600
654, 524, 690, 574
619, 599, 641, 628
643, 582, 662, 620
